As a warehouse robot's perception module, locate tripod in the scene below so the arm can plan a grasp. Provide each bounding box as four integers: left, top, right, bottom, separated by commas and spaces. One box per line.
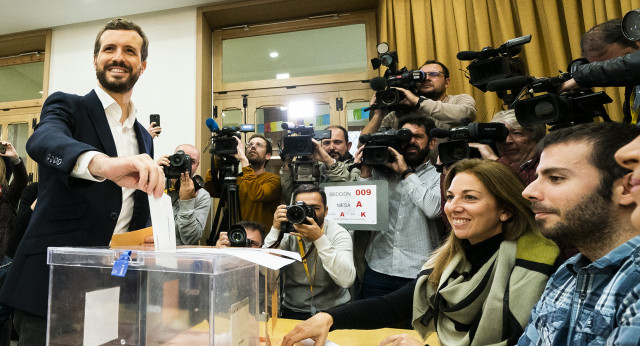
207, 156, 242, 245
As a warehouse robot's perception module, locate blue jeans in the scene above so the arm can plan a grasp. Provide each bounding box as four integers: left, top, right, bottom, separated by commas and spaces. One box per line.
361, 266, 413, 299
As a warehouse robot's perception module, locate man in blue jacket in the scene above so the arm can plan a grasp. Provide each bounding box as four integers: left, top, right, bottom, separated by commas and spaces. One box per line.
0, 18, 164, 345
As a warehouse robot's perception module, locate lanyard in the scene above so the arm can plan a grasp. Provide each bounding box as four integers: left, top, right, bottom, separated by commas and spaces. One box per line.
296, 237, 317, 296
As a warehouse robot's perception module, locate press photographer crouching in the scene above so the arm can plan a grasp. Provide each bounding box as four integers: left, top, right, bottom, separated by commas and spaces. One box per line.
280, 125, 360, 202
264, 184, 355, 320
157, 144, 211, 245
215, 220, 265, 248
204, 134, 282, 236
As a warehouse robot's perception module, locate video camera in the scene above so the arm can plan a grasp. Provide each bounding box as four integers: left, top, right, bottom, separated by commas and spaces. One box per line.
281, 201, 317, 234
457, 35, 531, 104
431, 120, 508, 166
368, 42, 426, 108
358, 127, 412, 165
209, 124, 256, 156
486, 59, 613, 129
279, 122, 332, 185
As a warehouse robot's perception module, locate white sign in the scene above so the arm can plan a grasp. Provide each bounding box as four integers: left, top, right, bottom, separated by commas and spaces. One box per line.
325, 184, 377, 224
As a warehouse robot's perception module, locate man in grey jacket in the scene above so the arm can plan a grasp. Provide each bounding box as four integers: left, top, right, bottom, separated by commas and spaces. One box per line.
158, 144, 211, 245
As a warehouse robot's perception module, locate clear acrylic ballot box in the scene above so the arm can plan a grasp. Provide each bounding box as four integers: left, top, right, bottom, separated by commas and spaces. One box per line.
47, 247, 259, 346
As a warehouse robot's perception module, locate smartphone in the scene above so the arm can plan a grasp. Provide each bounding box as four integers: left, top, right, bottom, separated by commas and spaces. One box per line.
0, 143, 6, 155
150, 114, 161, 127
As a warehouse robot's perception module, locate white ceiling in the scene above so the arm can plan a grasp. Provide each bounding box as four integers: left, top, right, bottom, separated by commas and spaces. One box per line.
0, 0, 225, 36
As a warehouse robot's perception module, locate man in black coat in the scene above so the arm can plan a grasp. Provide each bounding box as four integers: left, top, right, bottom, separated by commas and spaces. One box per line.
0, 18, 164, 345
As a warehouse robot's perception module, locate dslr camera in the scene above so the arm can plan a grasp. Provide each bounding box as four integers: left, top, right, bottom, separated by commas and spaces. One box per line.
281, 201, 316, 234
210, 124, 255, 156
164, 150, 191, 179
358, 127, 412, 165
228, 224, 252, 247
431, 120, 508, 166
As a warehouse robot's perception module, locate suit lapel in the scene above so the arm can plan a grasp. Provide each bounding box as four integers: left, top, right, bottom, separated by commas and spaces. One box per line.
84, 90, 118, 157
133, 121, 152, 157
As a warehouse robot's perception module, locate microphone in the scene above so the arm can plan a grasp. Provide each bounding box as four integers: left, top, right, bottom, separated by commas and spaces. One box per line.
370, 77, 387, 91
486, 76, 533, 91
456, 51, 479, 61
430, 128, 451, 139
205, 118, 219, 132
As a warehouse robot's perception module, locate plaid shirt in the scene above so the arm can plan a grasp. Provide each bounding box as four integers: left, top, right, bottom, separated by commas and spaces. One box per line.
518, 235, 640, 345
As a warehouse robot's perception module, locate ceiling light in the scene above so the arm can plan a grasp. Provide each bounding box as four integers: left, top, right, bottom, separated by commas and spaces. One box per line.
270, 52, 279, 58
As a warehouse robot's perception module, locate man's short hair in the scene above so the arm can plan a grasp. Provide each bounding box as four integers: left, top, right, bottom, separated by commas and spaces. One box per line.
326, 125, 349, 143
420, 60, 450, 79
237, 220, 266, 243
398, 114, 436, 140
581, 19, 637, 58
94, 18, 149, 62
536, 122, 640, 200
292, 184, 327, 207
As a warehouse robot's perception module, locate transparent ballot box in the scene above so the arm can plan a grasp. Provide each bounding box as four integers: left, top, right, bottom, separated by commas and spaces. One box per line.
47, 247, 259, 345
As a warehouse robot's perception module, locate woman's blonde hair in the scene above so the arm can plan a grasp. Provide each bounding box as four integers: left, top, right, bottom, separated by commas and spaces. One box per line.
426, 159, 535, 286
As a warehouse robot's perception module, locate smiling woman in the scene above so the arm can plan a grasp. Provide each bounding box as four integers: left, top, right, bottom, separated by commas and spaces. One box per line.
281, 159, 559, 346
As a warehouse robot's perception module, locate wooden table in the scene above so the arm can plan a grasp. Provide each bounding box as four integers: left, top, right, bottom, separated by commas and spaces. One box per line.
265, 318, 440, 346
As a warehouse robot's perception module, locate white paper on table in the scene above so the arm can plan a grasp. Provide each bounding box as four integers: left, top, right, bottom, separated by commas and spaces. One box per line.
297, 338, 340, 346
83, 287, 120, 346
148, 194, 176, 251
176, 247, 299, 270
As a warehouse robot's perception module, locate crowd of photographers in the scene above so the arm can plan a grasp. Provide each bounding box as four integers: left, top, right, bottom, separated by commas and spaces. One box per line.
189, 13, 640, 345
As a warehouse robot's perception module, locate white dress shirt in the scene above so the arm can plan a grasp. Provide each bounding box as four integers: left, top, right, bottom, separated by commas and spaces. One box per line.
71, 86, 140, 235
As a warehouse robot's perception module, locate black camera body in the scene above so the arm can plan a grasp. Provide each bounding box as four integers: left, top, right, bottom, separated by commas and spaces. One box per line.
164, 150, 191, 179
281, 201, 316, 233
280, 122, 331, 157
358, 128, 412, 165
431, 121, 508, 166
210, 124, 255, 156
228, 224, 251, 247
374, 69, 427, 107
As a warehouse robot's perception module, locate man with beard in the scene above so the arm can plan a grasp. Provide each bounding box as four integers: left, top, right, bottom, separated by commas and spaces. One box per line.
354, 115, 442, 298
0, 18, 163, 345
518, 122, 640, 345
204, 134, 282, 235
361, 60, 476, 137
280, 125, 360, 202
264, 184, 355, 319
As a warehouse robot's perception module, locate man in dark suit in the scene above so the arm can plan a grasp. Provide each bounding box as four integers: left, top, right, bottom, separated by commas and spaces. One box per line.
0, 18, 164, 345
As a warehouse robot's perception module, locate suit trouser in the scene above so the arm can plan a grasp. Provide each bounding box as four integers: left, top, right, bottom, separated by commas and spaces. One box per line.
13, 309, 46, 346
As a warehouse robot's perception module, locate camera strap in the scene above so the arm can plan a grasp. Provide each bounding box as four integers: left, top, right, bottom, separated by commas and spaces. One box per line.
296, 236, 318, 316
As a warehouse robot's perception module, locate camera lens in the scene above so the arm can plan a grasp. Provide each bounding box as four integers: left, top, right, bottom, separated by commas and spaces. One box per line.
379, 89, 400, 106
286, 206, 306, 224
228, 225, 248, 247
170, 154, 184, 167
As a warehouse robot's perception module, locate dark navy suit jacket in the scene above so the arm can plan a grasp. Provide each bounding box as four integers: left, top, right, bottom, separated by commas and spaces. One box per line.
0, 90, 153, 317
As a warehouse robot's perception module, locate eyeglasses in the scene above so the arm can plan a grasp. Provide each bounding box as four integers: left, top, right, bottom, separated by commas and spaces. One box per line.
425, 71, 443, 78
246, 142, 266, 149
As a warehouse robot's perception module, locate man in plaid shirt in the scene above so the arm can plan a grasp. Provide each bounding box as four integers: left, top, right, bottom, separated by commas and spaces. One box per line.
518, 122, 640, 345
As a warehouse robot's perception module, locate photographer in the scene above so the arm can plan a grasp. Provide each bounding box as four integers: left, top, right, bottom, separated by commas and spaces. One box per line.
280, 125, 360, 202
204, 134, 282, 233
158, 144, 211, 245
264, 184, 355, 320
355, 115, 442, 299
215, 220, 265, 248
466, 109, 546, 185
362, 60, 476, 138
560, 19, 640, 124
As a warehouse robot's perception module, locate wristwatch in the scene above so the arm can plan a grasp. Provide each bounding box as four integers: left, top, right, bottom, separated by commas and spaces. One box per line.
401, 167, 415, 180
416, 96, 428, 109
